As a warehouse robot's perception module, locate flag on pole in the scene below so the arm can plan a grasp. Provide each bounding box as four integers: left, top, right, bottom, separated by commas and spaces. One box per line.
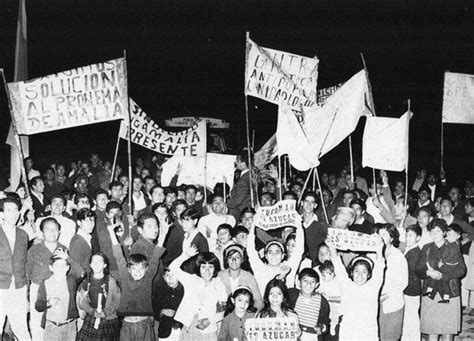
277, 70, 372, 171
362, 111, 412, 172
245, 38, 319, 109
254, 133, 278, 170
6, 0, 29, 191
442, 71, 474, 124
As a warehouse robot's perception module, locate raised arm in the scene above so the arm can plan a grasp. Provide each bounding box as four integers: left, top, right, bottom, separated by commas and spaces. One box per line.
246, 222, 267, 274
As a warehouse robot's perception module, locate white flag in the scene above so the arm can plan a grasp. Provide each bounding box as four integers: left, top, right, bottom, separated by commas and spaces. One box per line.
277, 70, 372, 171
245, 38, 319, 109
362, 111, 412, 172
442, 72, 474, 124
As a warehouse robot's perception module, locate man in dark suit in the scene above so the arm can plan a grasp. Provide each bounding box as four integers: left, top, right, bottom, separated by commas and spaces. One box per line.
227, 150, 253, 221
423, 171, 448, 202
30, 176, 49, 219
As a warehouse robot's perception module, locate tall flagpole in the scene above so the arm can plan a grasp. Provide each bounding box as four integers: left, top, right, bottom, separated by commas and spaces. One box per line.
405, 99, 411, 207
348, 135, 354, 182
298, 168, 313, 206
440, 72, 445, 173
123, 51, 133, 219
315, 167, 329, 224
1, 70, 30, 197
110, 130, 121, 182
277, 156, 283, 201
244, 32, 254, 207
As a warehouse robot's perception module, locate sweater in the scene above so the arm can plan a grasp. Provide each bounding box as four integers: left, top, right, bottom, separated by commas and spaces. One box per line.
77, 276, 121, 320
218, 269, 263, 309
0, 227, 29, 289
69, 233, 92, 274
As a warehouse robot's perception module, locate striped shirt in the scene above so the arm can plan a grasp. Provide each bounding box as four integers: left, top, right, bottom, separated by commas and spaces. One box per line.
294, 293, 321, 328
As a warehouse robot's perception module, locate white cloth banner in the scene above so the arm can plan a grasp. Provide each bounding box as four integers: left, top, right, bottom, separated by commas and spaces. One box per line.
254, 200, 300, 231
442, 71, 474, 124
160, 153, 236, 190
120, 99, 207, 157
245, 317, 299, 341
326, 228, 379, 252
362, 111, 412, 172
7, 58, 128, 135
277, 70, 372, 171
245, 38, 319, 109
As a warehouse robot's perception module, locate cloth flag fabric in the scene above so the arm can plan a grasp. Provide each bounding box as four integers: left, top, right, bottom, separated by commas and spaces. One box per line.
160, 153, 236, 190
245, 37, 319, 109
6, 0, 29, 191
119, 99, 207, 157
362, 111, 412, 172
7, 57, 128, 135
277, 70, 373, 171
254, 133, 278, 170
442, 71, 474, 124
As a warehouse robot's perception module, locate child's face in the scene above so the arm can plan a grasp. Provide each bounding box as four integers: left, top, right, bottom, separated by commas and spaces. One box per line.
446, 230, 461, 243
300, 275, 318, 296
177, 190, 185, 200
90, 255, 106, 275
233, 232, 248, 248
50, 259, 69, 277
241, 213, 254, 229
352, 264, 369, 286
180, 217, 195, 233
268, 286, 284, 309
265, 245, 284, 266
318, 246, 331, 263
232, 294, 250, 316
321, 269, 335, 282
200, 263, 215, 282
227, 252, 243, 270
419, 190, 430, 204
139, 217, 159, 241
212, 197, 225, 214
42, 221, 60, 243
417, 210, 431, 227
128, 263, 147, 281
405, 230, 420, 248
79, 217, 95, 234
217, 229, 231, 245
164, 271, 179, 288
286, 239, 296, 256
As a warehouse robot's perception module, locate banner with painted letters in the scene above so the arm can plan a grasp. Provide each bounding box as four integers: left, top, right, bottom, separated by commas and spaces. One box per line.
326, 228, 378, 252
165, 117, 230, 129
245, 317, 299, 341
120, 99, 206, 157
442, 72, 474, 124
254, 200, 299, 231
7, 57, 128, 135
245, 37, 318, 109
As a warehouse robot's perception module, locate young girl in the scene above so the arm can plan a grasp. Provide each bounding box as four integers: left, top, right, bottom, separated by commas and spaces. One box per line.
285, 232, 312, 288
77, 253, 122, 341
218, 286, 257, 341
328, 236, 384, 340
169, 246, 228, 340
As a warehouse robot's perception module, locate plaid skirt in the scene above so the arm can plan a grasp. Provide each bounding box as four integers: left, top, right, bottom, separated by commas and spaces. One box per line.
76, 314, 121, 341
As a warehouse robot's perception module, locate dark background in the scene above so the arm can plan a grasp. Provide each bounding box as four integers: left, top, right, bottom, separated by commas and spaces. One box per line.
0, 0, 473, 185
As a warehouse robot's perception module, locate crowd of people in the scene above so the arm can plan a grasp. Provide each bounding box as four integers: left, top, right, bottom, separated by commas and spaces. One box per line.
0, 150, 473, 341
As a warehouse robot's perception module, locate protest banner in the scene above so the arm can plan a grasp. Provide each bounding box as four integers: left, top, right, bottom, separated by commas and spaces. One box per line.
120, 99, 207, 157
326, 228, 379, 252
442, 71, 474, 124
245, 317, 299, 341
317, 83, 342, 106
7, 57, 128, 135
160, 153, 236, 190
362, 111, 412, 171
245, 38, 318, 109
277, 70, 372, 171
165, 116, 230, 129
254, 199, 300, 231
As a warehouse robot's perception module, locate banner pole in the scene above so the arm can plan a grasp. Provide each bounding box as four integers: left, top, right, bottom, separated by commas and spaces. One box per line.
223, 175, 227, 204
244, 32, 254, 207
349, 135, 354, 182
252, 129, 255, 151
283, 155, 287, 191
204, 154, 208, 207
405, 99, 411, 207
298, 168, 313, 206
124, 51, 133, 226
110, 129, 121, 183
1, 69, 30, 196
315, 167, 329, 224
278, 155, 283, 201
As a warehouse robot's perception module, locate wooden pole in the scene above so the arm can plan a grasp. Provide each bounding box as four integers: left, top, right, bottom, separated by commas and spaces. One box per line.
283, 155, 287, 191
124, 51, 132, 224
203, 154, 208, 206
252, 129, 255, 151
298, 168, 313, 206
349, 135, 354, 183
312, 167, 316, 191
1, 69, 30, 197
110, 129, 121, 183
223, 175, 227, 204
405, 99, 411, 207
315, 167, 329, 224
277, 155, 282, 201
244, 32, 254, 207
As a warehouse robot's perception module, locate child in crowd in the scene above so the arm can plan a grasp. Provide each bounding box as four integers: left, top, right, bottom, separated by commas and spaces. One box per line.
328, 236, 385, 340
218, 286, 257, 341
232, 225, 249, 248
313, 243, 331, 277
214, 224, 235, 268
316, 261, 341, 338
402, 225, 422, 341
247, 220, 304, 293
152, 268, 185, 341
117, 243, 166, 340
425, 222, 463, 303
77, 253, 121, 341
35, 256, 81, 340
179, 208, 209, 273
69, 208, 96, 273
285, 232, 312, 288
170, 246, 228, 340
289, 268, 330, 340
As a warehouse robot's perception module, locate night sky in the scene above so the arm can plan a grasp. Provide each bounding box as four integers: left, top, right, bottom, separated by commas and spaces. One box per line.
0, 0, 473, 183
